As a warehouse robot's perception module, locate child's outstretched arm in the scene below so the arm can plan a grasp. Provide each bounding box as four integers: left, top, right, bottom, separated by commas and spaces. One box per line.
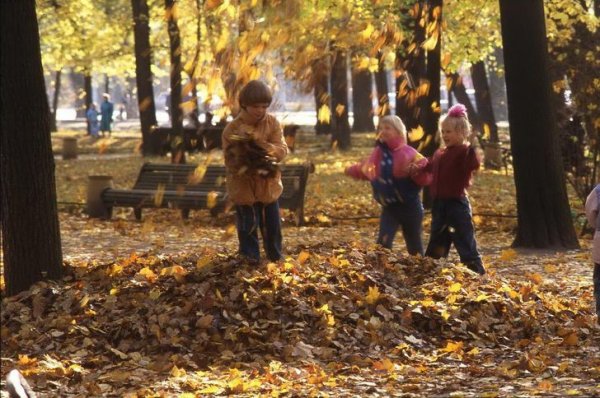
408, 153, 432, 186
345, 159, 374, 180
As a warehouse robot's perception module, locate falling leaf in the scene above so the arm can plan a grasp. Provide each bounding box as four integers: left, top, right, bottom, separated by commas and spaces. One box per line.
318, 105, 331, 124
206, 191, 219, 209
154, 184, 165, 207
408, 126, 425, 142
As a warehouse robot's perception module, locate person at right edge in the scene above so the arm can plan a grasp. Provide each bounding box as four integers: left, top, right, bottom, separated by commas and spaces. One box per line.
424, 103, 486, 275
584, 182, 600, 324
222, 80, 289, 264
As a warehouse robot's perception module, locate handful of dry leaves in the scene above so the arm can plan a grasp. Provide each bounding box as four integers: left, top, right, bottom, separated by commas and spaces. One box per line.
226, 133, 279, 177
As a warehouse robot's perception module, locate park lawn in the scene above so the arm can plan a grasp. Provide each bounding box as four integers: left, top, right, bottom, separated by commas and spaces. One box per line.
1, 130, 598, 396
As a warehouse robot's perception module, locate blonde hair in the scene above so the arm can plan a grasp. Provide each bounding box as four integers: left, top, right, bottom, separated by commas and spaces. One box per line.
378, 115, 407, 140
439, 113, 471, 143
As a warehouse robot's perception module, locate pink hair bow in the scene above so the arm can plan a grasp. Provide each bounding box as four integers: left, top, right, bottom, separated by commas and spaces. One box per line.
448, 104, 467, 118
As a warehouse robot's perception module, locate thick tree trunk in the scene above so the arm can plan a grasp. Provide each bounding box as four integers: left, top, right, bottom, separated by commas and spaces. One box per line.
132, 0, 158, 155
471, 61, 499, 143
488, 47, 509, 122
84, 73, 92, 135
50, 69, 61, 132
396, 2, 426, 131
330, 50, 351, 150
446, 73, 481, 134
351, 67, 375, 132
71, 72, 87, 118
104, 74, 110, 94
374, 62, 390, 116
1, 0, 63, 295
499, 0, 579, 249
166, 0, 185, 163
313, 58, 331, 135
421, 0, 442, 158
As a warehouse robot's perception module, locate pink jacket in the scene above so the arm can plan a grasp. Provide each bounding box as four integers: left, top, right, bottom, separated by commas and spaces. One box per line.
345, 136, 431, 186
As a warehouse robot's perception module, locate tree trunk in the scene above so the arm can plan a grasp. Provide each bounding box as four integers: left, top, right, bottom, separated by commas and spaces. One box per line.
313, 58, 331, 135
499, 0, 579, 249
84, 73, 92, 135
488, 47, 508, 122
421, 0, 442, 158
165, 0, 185, 163
351, 67, 375, 132
71, 72, 87, 118
446, 72, 481, 134
104, 74, 110, 94
132, 0, 158, 155
330, 50, 351, 150
396, 1, 426, 131
374, 61, 390, 116
50, 69, 61, 132
471, 61, 499, 143
1, 0, 63, 295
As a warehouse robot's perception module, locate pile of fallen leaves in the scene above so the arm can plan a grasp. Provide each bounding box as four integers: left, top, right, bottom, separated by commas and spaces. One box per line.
2, 242, 597, 395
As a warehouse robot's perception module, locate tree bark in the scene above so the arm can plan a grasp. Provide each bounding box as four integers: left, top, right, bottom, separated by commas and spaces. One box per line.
488, 47, 509, 122
330, 50, 351, 150
471, 61, 499, 143
396, 1, 426, 131
351, 67, 375, 132
499, 0, 579, 249
313, 58, 331, 135
84, 73, 92, 135
132, 0, 159, 155
374, 61, 390, 116
50, 69, 61, 132
104, 74, 110, 94
446, 72, 481, 134
1, 0, 63, 296
421, 0, 442, 158
165, 0, 185, 163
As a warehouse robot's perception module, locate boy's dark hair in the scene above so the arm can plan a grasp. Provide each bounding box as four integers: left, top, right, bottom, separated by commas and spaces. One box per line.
239, 80, 272, 108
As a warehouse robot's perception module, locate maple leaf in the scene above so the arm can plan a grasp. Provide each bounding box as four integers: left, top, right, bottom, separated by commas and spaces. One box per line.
365, 286, 381, 305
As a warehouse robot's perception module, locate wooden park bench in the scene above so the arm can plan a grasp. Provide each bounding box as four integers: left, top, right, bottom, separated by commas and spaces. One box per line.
146, 125, 224, 154
100, 162, 313, 225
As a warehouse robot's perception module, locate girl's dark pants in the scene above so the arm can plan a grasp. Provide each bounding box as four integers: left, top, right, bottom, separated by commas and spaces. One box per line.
378, 200, 424, 256
425, 197, 485, 274
235, 201, 282, 262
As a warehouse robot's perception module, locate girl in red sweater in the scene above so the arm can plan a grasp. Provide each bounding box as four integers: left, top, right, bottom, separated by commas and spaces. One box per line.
424, 104, 485, 274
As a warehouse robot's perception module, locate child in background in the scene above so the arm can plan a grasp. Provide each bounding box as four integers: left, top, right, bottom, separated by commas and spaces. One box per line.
86, 103, 100, 138
424, 104, 485, 275
222, 80, 289, 263
584, 183, 600, 322
345, 115, 431, 255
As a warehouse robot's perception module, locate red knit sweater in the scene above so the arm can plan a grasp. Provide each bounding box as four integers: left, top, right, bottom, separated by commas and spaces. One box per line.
425, 144, 480, 199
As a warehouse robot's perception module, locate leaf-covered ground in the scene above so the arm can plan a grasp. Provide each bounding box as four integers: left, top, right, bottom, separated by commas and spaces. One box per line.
1, 131, 599, 397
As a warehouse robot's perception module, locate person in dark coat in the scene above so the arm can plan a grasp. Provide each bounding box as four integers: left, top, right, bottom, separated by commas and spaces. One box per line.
86, 102, 100, 138
100, 93, 114, 137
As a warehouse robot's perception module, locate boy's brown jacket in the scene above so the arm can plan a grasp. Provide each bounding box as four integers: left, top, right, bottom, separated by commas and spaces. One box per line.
222, 110, 288, 205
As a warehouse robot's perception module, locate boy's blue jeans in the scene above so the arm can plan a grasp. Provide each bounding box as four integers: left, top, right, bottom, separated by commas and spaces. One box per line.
377, 200, 424, 255
235, 201, 282, 262
425, 197, 485, 274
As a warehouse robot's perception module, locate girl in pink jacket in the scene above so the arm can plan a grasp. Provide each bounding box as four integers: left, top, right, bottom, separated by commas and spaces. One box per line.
345, 115, 431, 255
